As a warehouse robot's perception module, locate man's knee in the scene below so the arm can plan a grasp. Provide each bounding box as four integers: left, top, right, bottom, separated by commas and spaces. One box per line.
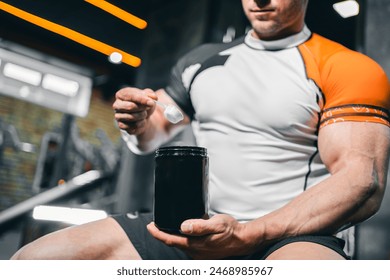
10, 227, 80, 260
10, 217, 142, 260
10, 235, 55, 260
10, 243, 49, 260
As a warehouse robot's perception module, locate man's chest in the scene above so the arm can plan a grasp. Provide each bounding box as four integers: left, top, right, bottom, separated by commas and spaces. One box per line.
189, 47, 322, 133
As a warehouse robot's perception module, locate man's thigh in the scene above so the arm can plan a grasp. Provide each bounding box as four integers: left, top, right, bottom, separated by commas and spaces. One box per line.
12, 217, 140, 260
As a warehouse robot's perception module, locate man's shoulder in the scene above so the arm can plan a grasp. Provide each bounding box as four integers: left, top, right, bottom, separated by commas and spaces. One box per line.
302, 33, 376, 66
302, 33, 354, 58
178, 36, 245, 66
300, 33, 386, 80
302, 34, 389, 118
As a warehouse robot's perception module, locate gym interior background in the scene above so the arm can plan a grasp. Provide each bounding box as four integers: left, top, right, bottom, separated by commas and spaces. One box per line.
0, 0, 389, 259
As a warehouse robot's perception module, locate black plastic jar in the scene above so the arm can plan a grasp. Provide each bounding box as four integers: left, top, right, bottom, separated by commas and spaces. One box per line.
153, 146, 209, 233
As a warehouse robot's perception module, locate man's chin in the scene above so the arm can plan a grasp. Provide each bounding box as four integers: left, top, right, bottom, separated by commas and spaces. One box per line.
250, 23, 280, 40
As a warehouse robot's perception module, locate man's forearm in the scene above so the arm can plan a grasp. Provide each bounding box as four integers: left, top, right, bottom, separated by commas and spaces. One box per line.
245, 164, 385, 248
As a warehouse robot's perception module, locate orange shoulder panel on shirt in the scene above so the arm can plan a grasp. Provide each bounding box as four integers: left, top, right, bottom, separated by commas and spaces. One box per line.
298, 33, 390, 128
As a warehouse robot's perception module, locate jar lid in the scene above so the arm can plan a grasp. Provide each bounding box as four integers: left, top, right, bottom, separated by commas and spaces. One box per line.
155, 146, 207, 157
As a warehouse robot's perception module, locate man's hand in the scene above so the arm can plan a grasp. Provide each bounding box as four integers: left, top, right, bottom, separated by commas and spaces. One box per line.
113, 87, 157, 135
147, 214, 257, 259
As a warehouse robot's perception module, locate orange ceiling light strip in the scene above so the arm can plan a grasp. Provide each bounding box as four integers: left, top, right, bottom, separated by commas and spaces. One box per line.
85, 0, 147, 30
0, 1, 141, 67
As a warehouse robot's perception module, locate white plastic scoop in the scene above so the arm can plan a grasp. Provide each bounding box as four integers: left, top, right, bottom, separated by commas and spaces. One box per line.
155, 100, 184, 124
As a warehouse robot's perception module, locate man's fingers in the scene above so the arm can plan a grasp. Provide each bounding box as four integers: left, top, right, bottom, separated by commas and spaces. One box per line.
143, 88, 158, 101
115, 87, 156, 107
114, 110, 148, 122
147, 222, 189, 248
113, 98, 153, 113
113, 87, 159, 136
116, 119, 147, 134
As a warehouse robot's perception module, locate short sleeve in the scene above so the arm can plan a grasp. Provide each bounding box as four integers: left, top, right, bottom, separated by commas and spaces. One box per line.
299, 34, 390, 129
319, 50, 389, 128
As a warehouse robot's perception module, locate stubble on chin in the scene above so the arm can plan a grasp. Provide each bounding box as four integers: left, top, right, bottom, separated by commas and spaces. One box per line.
250, 21, 280, 40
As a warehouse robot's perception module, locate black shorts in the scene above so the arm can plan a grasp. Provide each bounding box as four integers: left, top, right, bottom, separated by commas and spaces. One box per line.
112, 213, 350, 260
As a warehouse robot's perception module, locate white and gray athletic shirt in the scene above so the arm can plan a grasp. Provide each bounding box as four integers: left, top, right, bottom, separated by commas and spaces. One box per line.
163, 25, 390, 224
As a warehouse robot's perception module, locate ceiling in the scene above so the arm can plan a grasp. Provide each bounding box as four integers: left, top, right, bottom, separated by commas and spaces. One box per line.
0, 0, 359, 99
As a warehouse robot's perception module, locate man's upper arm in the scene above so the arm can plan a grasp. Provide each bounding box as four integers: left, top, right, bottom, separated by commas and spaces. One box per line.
318, 122, 390, 210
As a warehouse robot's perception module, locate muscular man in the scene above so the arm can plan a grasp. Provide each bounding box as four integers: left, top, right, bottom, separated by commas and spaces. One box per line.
11, 0, 389, 260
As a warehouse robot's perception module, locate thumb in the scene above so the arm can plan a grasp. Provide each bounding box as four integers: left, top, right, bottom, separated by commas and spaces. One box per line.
180, 218, 224, 236
143, 88, 158, 101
